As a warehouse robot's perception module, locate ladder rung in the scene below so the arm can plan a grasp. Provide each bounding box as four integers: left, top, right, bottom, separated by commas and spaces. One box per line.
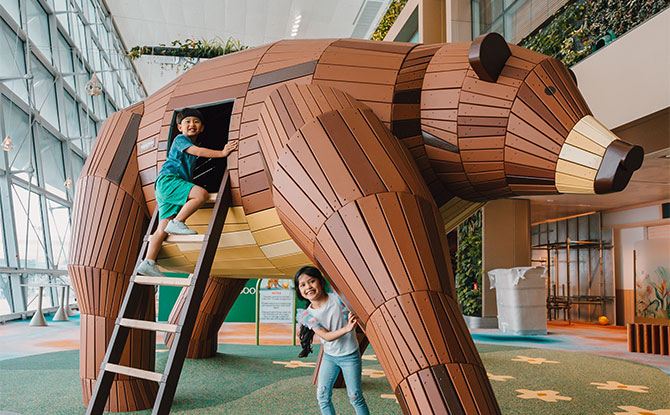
105, 363, 163, 382
206, 193, 217, 203
164, 234, 205, 243
134, 275, 192, 287
119, 318, 178, 333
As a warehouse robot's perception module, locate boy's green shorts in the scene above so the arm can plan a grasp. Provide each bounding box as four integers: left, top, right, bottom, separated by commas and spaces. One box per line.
155, 174, 195, 220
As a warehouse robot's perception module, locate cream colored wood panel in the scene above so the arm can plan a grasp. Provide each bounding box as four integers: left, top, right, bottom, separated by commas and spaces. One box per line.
260, 239, 303, 258
246, 207, 282, 231
558, 143, 602, 169
572, 115, 618, 148
251, 224, 293, 245
220, 230, 257, 247
564, 129, 606, 156
206, 257, 276, 268
226, 206, 249, 224
211, 267, 285, 277
555, 172, 595, 194
555, 159, 598, 181
268, 252, 312, 268
183, 245, 266, 261
165, 234, 204, 243
185, 209, 213, 226
157, 244, 184, 258
440, 197, 487, 233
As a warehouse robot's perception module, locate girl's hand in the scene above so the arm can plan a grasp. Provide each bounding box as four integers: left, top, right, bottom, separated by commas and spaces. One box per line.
345, 312, 357, 332
221, 141, 238, 157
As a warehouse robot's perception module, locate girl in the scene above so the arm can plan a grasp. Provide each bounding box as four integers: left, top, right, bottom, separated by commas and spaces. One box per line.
295, 266, 370, 415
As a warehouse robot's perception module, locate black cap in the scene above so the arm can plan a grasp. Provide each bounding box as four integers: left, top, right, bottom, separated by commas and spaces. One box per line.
176, 108, 204, 124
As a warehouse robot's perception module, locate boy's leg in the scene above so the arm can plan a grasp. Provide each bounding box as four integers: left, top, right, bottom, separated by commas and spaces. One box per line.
136, 218, 170, 277
316, 354, 339, 415
146, 218, 170, 261
339, 352, 369, 415
174, 184, 208, 223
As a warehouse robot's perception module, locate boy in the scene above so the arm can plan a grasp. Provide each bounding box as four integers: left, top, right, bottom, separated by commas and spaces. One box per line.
137, 108, 237, 277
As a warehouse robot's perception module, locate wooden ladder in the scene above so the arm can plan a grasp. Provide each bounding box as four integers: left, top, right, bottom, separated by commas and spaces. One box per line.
86, 170, 232, 415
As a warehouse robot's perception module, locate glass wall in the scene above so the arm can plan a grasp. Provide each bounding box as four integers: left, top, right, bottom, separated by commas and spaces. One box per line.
0, 0, 145, 318
472, 0, 568, 43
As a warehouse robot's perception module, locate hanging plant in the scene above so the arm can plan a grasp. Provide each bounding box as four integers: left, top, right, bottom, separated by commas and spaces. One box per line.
127, 36, 248, 61
371, 0, 409, 41
455, 210, 482, 317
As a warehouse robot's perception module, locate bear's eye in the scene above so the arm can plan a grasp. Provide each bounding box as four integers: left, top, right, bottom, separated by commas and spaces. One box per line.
545, 86, 556, 96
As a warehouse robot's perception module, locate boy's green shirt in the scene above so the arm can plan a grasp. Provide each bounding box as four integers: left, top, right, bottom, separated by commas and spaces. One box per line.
159, 134, 197, 181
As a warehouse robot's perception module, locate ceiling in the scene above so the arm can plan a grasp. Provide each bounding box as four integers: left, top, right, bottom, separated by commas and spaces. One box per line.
104, 0, 391, 93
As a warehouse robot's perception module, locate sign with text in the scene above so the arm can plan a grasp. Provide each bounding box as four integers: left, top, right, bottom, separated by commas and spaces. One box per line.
258, 279, 294, 323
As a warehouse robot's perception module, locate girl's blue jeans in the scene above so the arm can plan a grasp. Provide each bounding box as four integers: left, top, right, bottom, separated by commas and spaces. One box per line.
317, 350, 370, 415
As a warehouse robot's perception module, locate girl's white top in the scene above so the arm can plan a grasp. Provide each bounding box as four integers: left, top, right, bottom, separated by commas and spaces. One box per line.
300, 293, 359, 357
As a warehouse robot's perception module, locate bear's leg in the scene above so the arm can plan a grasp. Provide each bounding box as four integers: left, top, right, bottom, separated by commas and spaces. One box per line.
69, 106, 158, 411
164, 276, 247, 358
258, 84, 500, 414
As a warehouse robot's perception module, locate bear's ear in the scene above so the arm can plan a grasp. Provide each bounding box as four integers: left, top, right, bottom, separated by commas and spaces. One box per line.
468, 32, 511, 82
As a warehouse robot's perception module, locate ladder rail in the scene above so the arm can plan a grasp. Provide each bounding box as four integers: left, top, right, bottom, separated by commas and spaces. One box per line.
86, 170, 232, 415
87, 208, 160, 414
153, 169, 232, 414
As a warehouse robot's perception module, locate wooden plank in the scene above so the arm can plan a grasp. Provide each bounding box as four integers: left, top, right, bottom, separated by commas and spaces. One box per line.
314, 231, 375, 316
507, 113, 563, 148
249, 60, 318, 90
301, 118, 363, 205
315, 64, 398, 85
320, 110, 387, 195
377, 193, 427, 292
325, 212, 385, 307
462, 77, 516, 101
331, 38, 413, 54
523, 71, 578, 128
340, 201, 398, 300
558, 143, 602, 169
239, 169, 270, 197
506, 132, 559, 161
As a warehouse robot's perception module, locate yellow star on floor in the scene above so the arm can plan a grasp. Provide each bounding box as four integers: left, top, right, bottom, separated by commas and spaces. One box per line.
272, 360, 316, 368
515, 389, 572, 402
613, 406, 670, 415
511, 355, 560, 365
590, 381, 649, 393
487, 373, 515, 382
362, 368, 385, 378
361, 354, 377, 361
381, 394, 398, 402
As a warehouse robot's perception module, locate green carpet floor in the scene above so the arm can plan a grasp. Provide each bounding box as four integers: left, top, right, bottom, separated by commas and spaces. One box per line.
0, 343, 668, 414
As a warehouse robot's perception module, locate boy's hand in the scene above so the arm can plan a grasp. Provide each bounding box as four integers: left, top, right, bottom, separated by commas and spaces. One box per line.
345, 312, 357, 332
221, 141, 238, 157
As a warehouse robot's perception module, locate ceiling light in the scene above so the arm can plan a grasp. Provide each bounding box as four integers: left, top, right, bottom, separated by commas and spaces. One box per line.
292, 24, 300, 29
2, 136, 13, 151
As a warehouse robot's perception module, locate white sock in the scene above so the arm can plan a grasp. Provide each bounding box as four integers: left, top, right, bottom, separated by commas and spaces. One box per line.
145, 259, 155, 265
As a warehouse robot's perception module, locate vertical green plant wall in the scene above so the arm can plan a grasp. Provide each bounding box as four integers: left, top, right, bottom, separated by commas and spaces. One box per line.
456, 210, 482, 317
520, 0, 669, 66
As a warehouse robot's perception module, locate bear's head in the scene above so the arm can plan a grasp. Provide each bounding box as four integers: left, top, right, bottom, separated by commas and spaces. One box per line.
421, 33, 643, 202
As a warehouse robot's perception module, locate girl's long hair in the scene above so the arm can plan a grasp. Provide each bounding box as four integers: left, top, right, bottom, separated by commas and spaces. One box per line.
294, 266, 327, 358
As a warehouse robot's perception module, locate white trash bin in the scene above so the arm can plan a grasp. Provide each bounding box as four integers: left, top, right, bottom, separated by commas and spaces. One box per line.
487, 266, 547, 335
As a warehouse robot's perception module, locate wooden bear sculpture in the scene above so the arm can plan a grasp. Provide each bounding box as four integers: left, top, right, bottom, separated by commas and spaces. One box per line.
69, 33, 643, 413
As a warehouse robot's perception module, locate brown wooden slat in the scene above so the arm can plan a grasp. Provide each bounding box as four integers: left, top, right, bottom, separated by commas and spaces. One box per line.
249, 60, 318, 90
